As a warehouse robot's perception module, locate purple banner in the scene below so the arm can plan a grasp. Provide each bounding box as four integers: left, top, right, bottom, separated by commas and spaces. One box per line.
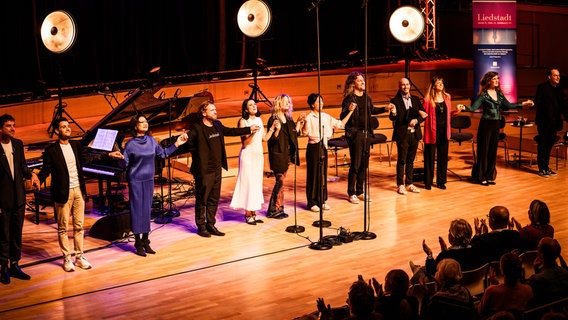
473, 0, 517, 102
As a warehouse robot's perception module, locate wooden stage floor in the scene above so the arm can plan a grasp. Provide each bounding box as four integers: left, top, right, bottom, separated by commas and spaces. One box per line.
1, 138, 567, 319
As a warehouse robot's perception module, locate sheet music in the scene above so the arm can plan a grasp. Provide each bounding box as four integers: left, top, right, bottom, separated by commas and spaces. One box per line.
91, 129, 118, 151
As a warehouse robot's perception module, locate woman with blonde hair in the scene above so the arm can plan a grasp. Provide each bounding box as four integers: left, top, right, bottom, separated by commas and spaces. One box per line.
266, 94, 305, 219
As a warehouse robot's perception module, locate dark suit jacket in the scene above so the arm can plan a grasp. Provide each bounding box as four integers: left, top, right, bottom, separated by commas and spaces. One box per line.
267, 116, 300, 172
185, 120, 251, 178
0, 138, 33, 211
534, 81, 567, 131
37, 140, 87, 203
389, 93, 426, 142
470, 229, 521, 263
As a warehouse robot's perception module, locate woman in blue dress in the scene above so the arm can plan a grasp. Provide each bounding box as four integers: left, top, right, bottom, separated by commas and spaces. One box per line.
110, 115, 187, 256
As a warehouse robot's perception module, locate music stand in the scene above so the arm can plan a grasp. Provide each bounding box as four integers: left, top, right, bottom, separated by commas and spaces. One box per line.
40, 10, 84, 137
237, 0, 273, 107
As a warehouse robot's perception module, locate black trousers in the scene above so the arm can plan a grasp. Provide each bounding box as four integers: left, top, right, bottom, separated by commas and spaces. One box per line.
474, 118, 499, 181
347, 132, 371, 196
306, 142, 328, 208
395, 130, 419, 186
537, 125, 557, 171
194, 169, 222, 230
424, 138, 449, 187
0, 206, 25, 264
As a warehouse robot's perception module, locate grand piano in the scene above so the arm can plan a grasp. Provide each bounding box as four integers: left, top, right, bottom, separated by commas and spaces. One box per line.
81, 87, 213, 213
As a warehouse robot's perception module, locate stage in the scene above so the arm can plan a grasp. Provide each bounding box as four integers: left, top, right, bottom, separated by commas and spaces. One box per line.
1, 59, 567, 319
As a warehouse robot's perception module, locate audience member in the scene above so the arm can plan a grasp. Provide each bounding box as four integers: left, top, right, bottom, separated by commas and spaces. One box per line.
317, 275, 384, 320
410, 219, 485, 284
511, 199, 555, 251
477, 253, 533, 319
422, 258, 476, 320
374, 269, 419, 320
525, 237, 568, 307
470, 206, 521, 263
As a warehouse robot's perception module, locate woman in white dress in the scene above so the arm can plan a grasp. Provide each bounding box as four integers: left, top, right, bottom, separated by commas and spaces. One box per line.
230, 99, 277, 225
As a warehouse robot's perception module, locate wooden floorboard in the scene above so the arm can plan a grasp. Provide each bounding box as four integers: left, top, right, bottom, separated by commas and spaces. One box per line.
1, 136, 567, 319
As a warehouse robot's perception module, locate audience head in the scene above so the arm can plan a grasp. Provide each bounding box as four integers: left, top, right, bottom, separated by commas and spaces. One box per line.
488, 310, 516, 320
435, 258, 462, 288
542, 311, 568, 320
500, 253, 523, 287
347, 278, 376, 318
538, 237, 561, 265
488, 206, 510, 230
448, 219, 473, 247
384, 269, 410, 298
528, 199, 551, 226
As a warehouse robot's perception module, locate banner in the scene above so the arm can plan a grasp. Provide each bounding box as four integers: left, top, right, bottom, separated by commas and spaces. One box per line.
473, 0, 517, 102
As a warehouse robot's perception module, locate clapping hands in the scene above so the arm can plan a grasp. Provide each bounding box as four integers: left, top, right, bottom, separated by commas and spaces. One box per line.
474, 217, 489, 235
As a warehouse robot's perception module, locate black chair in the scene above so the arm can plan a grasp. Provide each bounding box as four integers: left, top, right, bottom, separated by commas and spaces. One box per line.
449, 115, 476, 179
522, 297, 568, 320
498, 116, 509, 163
33, 188, 55, 224
328, 136, 349, 177
460, 262, 489, 297
519, 250, 538, 280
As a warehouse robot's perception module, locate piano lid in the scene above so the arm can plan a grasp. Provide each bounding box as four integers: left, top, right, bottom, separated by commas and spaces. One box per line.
82, 88, 213, 146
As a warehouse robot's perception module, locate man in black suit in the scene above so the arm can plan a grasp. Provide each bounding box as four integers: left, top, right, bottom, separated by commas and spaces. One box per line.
185, 101, 259, 238
37, 118, 92, 272
533, 68, 567, 177
389, 78, 427, 195
0, 114, 40, 284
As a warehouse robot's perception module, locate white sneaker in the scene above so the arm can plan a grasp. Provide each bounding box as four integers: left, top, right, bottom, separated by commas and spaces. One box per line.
310, 205, 320, 212
322, 203, 331, 210
75, 254, 92, 270
357, 193, 372, 202
63, 257, 75, 272
349, 195, 360, 204
407, 184, 421, 193
397, 185, 408, 195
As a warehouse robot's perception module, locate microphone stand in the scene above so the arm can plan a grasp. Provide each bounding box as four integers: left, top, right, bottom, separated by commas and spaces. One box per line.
285, 146, 305, 233
351, 0, 376, 241
155, 89, 181, 224
308, 0, 333, 250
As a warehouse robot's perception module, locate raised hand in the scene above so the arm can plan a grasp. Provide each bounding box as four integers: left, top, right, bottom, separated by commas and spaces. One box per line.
438, 236, 448, 252
510, 217, 522, 231
422, 239, 433, 256
371, 277, 383, 298
316, 297, 332, 320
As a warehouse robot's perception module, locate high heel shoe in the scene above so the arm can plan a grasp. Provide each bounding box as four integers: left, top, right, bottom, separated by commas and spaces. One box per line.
245, 214, 256, 225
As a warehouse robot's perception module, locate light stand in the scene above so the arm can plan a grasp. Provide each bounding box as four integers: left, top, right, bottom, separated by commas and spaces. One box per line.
351, 0, 376, 241
40, 10, 84, 138
308, 0, 333, 251
389, 6, 426, 97
238, 0, 273, 107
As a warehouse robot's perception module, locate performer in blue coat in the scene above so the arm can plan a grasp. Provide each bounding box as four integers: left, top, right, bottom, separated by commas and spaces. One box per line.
110, 114, 187, 256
